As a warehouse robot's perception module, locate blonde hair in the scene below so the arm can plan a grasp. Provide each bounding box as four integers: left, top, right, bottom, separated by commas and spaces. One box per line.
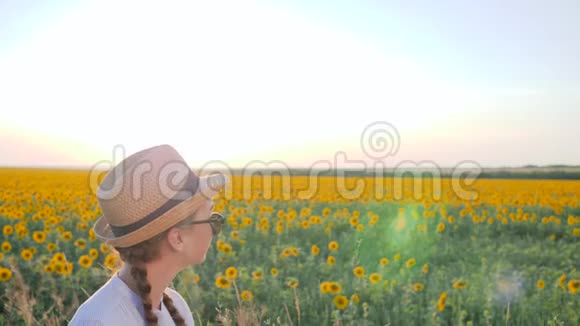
114, 222, 191, 326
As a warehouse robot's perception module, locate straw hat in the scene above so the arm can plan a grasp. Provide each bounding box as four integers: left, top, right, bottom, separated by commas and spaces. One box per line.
93, 144, 228, 248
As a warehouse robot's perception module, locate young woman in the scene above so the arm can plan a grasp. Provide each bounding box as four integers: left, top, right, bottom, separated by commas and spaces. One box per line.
69, 144, 228, 326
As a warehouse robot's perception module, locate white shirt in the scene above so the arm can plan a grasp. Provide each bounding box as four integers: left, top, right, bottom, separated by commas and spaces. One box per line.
68, 272, 195, 326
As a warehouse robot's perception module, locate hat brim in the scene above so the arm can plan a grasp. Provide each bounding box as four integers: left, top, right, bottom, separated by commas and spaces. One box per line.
93, 173, 228, 248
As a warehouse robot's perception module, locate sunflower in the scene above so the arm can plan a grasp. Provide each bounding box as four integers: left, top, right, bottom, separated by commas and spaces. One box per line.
275, 224, 284, 234
537, 279, 545, 289
436, 223, 446, 233
44, 264, 55, 273
350, 294, 360, 304
215, 276, 231, 289
48, 217, 58, 226
558, 274, 567, 290
252, 271, 263, 280
270, 268, 278, 276
61, 231, 73, 241
422, 263, 429, 274
328, 282, 341, 294
221, 244, 233, 255
290, 247, 299, 257
74, 239, 87, 250
47, 243, 56, 252
327, 256, 336, 265
324, 224, 333, 235
79, 255, 92, 268
349, 216, 359, 227
56, 262, 73, 275
309, 215, 321, 225
437, 292, 447, 311
104, 253, 120, 270
230, 230, 240, 240
52, 252, 66, 264
21, 249, 33, 261
453, 280, 467, 289
89, 249, 99, 260
0, 267, 12, 281
311, 245, 320, 256
1, 242, 12, 252
88, 228, 96, 241
225, 266, 238, 279
406, 258, 416, 268
2, 225, 14, 236
328, 241, 339, 251
76, 223, 88, 231
32, 231, 46, 243
369, 273, 381, 284
287, 280, 299, 288
412, 283, 424, 292
380, 258, 389, 266
353, 266, 365, 278
241, 217, 253, 228
100, 243, 111, 254
568, 280, 580, 294
240, 290, 253, 302
320, 282, 330, 293
333, 295, 348, 310
280, 248, 291, 259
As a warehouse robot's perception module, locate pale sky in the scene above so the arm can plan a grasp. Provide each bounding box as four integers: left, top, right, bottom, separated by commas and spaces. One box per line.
1, 0, 579, 170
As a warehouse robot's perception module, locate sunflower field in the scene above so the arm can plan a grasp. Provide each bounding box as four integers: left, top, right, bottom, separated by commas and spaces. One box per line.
0, 168, 579, 325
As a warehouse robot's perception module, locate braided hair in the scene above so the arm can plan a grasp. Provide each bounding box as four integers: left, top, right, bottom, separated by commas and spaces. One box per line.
115, 227, 188, 326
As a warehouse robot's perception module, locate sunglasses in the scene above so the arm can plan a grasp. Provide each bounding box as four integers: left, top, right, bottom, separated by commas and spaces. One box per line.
182, 212, 225, 235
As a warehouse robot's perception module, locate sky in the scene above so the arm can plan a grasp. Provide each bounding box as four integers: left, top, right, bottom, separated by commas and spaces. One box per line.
1, 0, 579, 170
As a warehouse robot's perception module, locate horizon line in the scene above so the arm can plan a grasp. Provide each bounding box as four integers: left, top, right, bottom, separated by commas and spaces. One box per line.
1, 164, 579, 171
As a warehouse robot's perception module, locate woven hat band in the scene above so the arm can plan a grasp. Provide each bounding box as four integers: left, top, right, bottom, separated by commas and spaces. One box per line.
110, 170, 199, 237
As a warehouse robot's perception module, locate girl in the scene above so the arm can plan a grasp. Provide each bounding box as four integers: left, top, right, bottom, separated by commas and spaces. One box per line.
69, 144, 228, 326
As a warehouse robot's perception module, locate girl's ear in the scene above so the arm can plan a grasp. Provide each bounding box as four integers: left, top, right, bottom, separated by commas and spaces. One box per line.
165, 227, 186, 252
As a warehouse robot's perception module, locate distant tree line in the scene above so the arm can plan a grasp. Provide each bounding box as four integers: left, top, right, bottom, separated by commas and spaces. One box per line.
226, 167, 580, 180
